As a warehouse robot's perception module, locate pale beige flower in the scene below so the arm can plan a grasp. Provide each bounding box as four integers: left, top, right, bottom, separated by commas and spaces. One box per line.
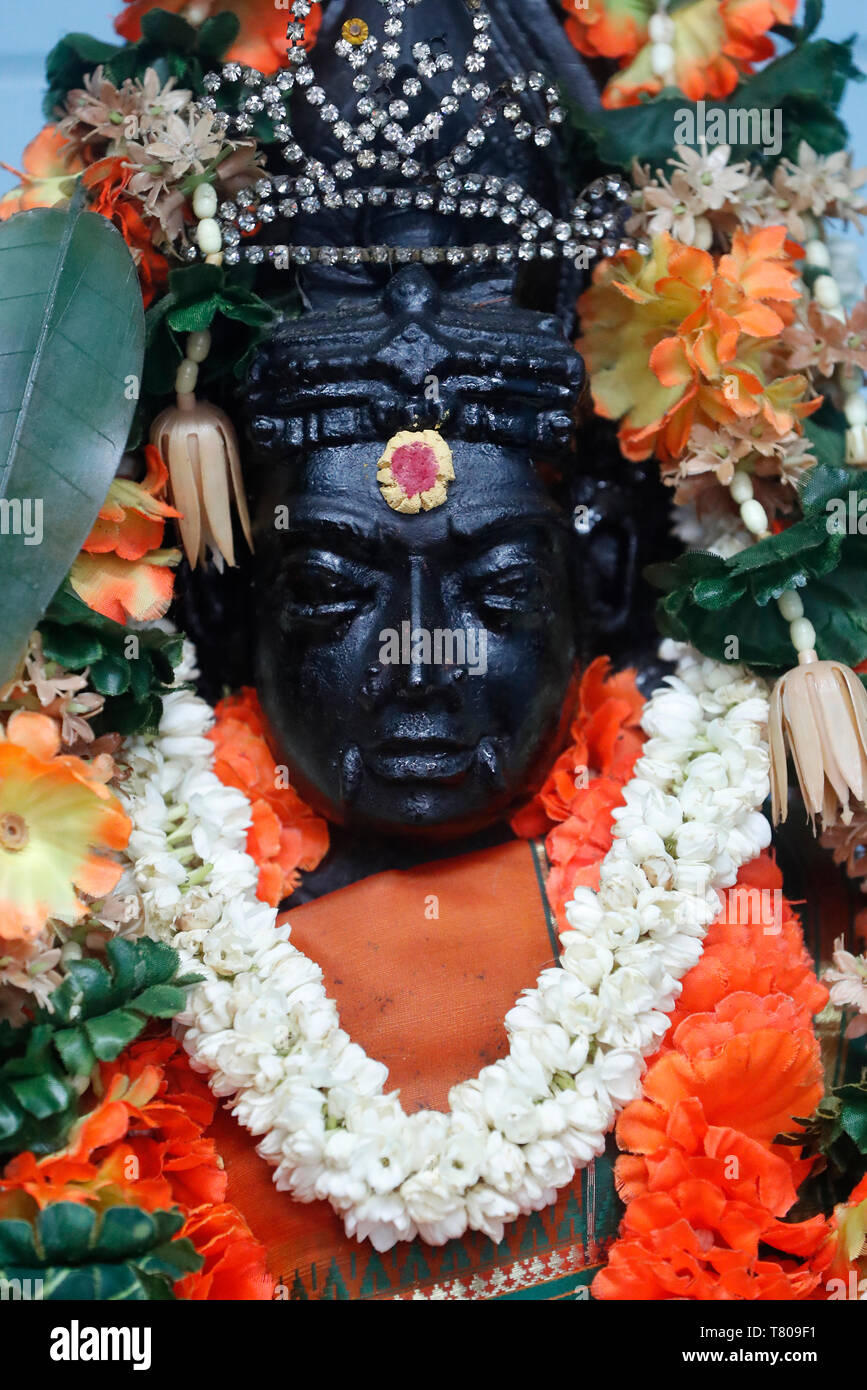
773, 142, 867, 235
823, 936, 867, 1038
0, 935, 64, 1021
783, 297, 867, 378
668, 422, 754, 488
0, 634, 105, 747
666, 145, 752, 212
60, 66, 190, 151
820, 811, 867, 885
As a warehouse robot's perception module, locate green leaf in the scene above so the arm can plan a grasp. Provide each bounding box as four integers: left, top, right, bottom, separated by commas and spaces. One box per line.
38, 584, 183, 736
0, 1203, 202, 1301
38, 620, 105, 668
8, 1073, 73, 1120
43, 33, 123, 120
0, 940, 194, 1156
51, 1027, 96, 1078
197, 12, 241, 58
83, 1009, 147, 1061
89, 652, 133, 697
167, 294, 221, 333
0, 195, 144, 684
139, 8, 197, 51
130, 984, 188, 1018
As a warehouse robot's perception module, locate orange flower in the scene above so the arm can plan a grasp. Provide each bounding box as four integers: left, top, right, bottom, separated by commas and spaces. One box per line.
595, 854, 830, 1301
177, 1203, 275, 1300
82, 156, 169, 308
114, 0, 321, 75
0, 710, 130, 940
510, 657, 645, 927
579, 229, 819, 463
0, 125, 83, 220
210, 688, 329, 905
69, 444, 182, 624
564, 0, 798, 111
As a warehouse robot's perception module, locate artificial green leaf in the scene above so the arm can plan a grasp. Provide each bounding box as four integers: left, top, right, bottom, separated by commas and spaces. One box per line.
140, 8, 197, 52
130, 984, 188, 1018
51, 1028, 96, 1078
197, 12, 241, 58
0, 940, 193, 1156
83, 1009, 149, 1061
37, 620, 104, 667
0, 195, 144, 684
43, 32, 123, 120
650, 464, 867, 670
0, 1203, 202, 1301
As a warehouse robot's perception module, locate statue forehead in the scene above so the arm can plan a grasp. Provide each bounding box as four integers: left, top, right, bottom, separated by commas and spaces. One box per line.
268, 438, 564, 547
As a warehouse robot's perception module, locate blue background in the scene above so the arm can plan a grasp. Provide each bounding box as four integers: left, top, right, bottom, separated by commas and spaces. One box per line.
1, 0, 865, 271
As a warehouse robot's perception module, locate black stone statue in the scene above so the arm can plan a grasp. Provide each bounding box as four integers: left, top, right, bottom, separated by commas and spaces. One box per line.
176, 0, 676, 902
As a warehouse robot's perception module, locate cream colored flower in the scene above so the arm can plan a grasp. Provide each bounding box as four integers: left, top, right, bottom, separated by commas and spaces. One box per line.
823, 936, 867, 1038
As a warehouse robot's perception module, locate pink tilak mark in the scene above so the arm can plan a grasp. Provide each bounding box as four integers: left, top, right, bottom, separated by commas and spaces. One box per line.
389, 441, 439, 496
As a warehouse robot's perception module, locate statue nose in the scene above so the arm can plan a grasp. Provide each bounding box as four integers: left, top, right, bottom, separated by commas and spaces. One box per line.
382, 556, 466, 704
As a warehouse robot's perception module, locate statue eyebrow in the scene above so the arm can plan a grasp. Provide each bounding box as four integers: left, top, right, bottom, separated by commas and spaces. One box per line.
446, 511, 566, 546
278, 516, 387, 558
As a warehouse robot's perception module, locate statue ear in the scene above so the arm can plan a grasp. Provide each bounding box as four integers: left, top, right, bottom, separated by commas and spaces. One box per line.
572, 477, 639, 638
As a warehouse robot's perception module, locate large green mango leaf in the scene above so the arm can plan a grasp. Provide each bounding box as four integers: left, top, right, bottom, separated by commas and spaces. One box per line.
0, 194, 144, 683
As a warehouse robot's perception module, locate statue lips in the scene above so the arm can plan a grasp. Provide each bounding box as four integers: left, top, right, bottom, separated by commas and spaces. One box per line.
363, 737, 477, 783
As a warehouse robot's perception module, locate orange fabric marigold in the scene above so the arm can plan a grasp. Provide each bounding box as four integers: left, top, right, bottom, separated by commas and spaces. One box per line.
594, 853, 831, 1301
210, 687, 329, 905
511, 656, 645, 927
70, 444, 181, 625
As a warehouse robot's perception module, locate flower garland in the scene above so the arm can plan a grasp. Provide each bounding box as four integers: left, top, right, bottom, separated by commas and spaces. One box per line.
117, 640, 772, 1252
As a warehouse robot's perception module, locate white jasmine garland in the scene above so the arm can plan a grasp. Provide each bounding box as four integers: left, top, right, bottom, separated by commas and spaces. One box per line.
117, 640, 772, 1252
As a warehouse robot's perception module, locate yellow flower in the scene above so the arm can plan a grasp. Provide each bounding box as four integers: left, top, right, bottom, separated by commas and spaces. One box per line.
0, 711, 130, 941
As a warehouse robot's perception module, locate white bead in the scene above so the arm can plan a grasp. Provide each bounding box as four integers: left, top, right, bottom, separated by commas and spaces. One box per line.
844, 394, 867, 427
804, 239, 830, 269
790, 616, 816, 654
729, 469, 754, 504
192, 183, 218, 219
846, 424, 867, 464
650, 41, 675, 77
175, 358, 199, 395
648, 12, 675, 42
813, 273, 841, 310
187, 330, 212, 364
195, 217, 222, 254
777, 589, 804, 621
740, 498, 768, 535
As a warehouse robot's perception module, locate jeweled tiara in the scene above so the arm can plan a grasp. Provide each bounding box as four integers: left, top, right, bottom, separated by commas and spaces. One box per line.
189, 0, 643, 272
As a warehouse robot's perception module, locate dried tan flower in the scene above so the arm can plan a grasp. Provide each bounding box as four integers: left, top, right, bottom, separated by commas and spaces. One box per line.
769, 658, 867, 830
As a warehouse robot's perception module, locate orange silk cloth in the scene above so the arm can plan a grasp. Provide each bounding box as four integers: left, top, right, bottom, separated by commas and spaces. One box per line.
206, 839, 621, 1299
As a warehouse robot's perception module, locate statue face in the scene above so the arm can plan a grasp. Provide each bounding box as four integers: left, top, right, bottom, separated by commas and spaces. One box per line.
252, 439, 577, 838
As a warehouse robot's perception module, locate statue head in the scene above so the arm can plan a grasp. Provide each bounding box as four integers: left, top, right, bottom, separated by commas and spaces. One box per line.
173, 0, 671, 844
239, 264, 656, 839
